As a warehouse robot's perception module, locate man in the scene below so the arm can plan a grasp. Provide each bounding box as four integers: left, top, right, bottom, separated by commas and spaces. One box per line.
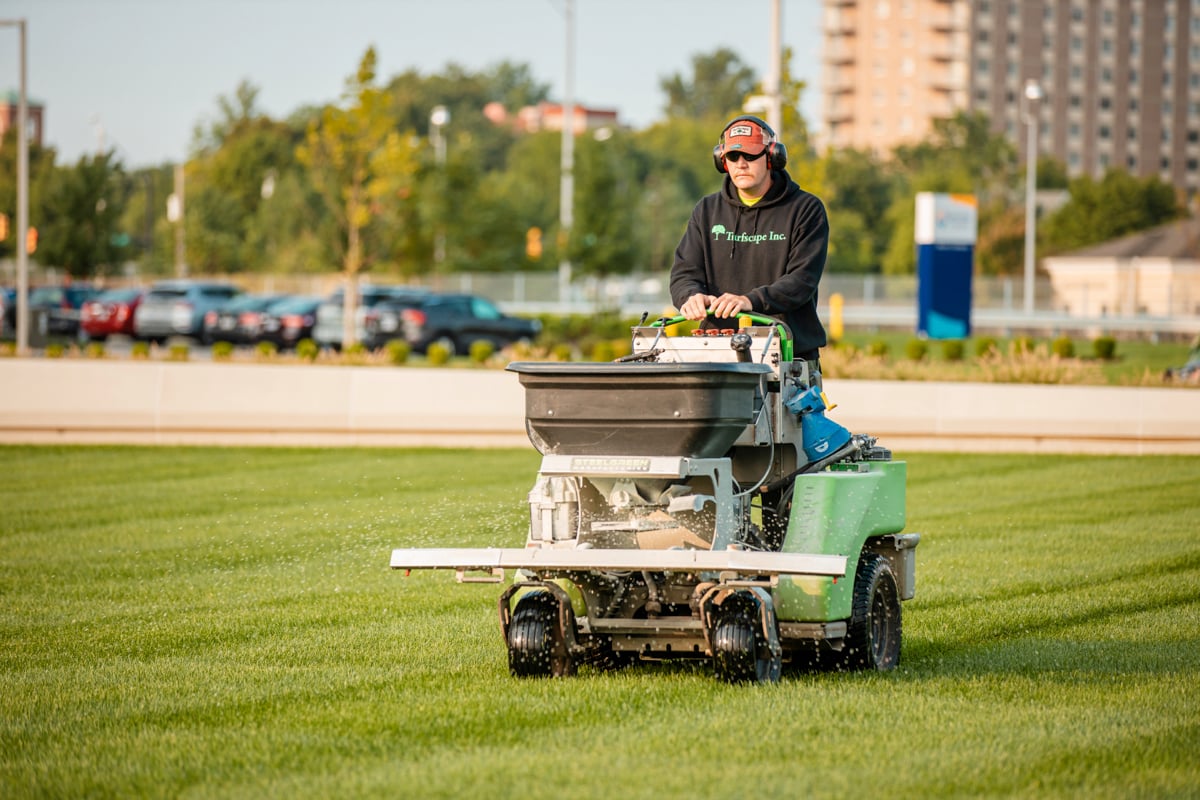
670, 115, 830, 365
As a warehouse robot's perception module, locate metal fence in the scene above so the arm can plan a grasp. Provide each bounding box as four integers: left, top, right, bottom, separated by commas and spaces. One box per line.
4, 261, 1198, 339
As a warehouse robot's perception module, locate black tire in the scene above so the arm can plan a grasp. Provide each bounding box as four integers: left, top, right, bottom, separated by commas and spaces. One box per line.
840, 552, 902, 671
711, 609, 781, 684
507, 593, 574, 678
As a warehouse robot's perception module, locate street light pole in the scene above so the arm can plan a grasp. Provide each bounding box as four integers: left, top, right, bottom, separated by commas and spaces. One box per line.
430, 105, 449, 269
1022, 79, 1043, 317
1, 18, 29, 355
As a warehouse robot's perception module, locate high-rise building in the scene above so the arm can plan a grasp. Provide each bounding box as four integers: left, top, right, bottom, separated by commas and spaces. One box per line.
820, 0, 1200, 199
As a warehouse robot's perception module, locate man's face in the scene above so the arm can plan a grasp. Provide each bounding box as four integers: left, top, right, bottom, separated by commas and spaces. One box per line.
725, 149, 771, 199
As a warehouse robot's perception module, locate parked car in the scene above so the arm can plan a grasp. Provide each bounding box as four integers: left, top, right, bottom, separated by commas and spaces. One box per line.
133, 280, 241, 342
361, 293, 430, 350
29, 284, 101, 341
389, 292, 540, 356
201, 293, 288, 345
80, 288, 144, 341
312, 285, 430, 350
0, 287, 14, 338
253, 295, 322, 349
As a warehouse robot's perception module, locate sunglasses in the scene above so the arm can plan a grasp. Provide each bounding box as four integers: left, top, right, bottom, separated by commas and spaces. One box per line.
724, 150, 765, 163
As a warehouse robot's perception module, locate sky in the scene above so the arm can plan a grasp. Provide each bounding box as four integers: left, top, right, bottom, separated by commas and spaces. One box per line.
0, 0, 823, 169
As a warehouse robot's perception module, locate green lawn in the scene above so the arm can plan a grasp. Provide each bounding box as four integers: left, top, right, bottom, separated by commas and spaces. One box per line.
2, 446, 1198, 798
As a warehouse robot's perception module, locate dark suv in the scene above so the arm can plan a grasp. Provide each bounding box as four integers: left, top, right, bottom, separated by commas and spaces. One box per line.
29, 284, 101, 341
367, 292, 540, 356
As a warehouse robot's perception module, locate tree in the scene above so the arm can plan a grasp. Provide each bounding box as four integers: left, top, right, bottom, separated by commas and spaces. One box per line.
1040, 170, 1183, 254
822, 148, 898, 273
879, 112, 1017, 275
36, 151, 128, 278
298, 47, 421, 347
660, 48, 758, 121
0, 127, 57, 262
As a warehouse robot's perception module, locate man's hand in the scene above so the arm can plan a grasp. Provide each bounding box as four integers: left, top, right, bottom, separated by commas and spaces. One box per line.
680, 292, 752, 320
707, 293, 752, 319
679, 293, 716, 320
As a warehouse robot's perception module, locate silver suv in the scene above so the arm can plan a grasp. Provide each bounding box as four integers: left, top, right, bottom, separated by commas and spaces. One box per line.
133, 280, 241, 342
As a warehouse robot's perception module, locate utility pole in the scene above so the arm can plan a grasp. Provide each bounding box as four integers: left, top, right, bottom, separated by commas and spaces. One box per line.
173, 164, 186, 277
558, 0, 575, 305
767, 0, 783, 139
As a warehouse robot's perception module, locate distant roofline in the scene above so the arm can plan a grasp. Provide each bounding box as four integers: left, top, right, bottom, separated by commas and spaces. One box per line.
1, 89, 44, 107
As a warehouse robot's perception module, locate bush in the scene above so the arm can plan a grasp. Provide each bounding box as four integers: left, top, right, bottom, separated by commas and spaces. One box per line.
904, 339, 929, 362
974, 336, 999, 358
1012, 336, 1036, 355
866, 339, 890, 358
941, 339, 965, 361
255, 341, 278, 360
0, 342, 15, 357
211, 341, 235, 361
468, 340, 493, 364
590, 340, 615, 362
44, 343, 65, 359
131, 341, 151, 360
426, 342, 451, 366
385, 339, 411, 366
1051, 336, 1075, 358
167, 343, 190, 362
552, 343, 573, 361
295, 339, 319, 362
85, 342, 106, 359
1093, 336, 1118, 361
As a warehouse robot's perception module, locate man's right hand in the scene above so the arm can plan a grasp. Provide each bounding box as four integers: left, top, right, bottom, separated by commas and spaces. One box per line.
680, 293, 716, 320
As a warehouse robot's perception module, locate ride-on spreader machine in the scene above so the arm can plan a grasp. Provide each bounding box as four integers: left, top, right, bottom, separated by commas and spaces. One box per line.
391, 314, 919, 683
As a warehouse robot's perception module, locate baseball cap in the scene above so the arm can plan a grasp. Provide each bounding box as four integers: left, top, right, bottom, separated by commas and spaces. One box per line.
721, 119, 769, 155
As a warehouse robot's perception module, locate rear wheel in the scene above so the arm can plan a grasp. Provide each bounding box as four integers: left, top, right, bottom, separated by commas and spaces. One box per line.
839, 553, 902, 671
711, 608, 781, 684
507, 593, 575, 678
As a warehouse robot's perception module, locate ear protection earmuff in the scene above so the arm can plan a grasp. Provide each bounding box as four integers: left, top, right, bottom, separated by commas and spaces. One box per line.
712, 114, 788, 173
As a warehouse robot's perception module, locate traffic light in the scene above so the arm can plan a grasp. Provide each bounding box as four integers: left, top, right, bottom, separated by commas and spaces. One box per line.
525, 226, 543, 260
26, 226, 37, 254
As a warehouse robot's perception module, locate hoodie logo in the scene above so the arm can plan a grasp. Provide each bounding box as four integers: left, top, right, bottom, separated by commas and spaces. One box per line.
710, 223, 786, 244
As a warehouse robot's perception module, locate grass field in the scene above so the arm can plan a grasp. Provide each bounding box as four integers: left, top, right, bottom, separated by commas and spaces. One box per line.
2, 446, 1198, 799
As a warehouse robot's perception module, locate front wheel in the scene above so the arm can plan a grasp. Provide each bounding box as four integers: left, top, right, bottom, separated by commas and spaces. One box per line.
839, 553, 902, 671
711, 610, 781, 684
507, 593, 575, 678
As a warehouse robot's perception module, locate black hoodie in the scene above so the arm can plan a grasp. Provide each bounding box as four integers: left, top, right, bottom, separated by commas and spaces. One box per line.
669, 168, 829, 357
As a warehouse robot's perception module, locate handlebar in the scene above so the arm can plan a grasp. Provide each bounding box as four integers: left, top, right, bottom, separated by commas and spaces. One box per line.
649, 312, 794, 362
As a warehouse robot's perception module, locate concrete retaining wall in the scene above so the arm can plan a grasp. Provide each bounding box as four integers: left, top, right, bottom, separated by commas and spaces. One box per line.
1, 359, 1197, 454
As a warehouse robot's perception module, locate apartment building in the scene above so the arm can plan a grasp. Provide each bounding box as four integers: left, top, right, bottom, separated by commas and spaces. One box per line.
820, 0, 1200, 198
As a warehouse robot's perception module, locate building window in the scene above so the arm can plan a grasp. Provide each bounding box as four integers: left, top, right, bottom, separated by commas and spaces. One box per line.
1099, 125, 1111, 139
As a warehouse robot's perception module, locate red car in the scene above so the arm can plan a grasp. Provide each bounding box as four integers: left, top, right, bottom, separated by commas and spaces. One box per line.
80, 288, 144, 341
